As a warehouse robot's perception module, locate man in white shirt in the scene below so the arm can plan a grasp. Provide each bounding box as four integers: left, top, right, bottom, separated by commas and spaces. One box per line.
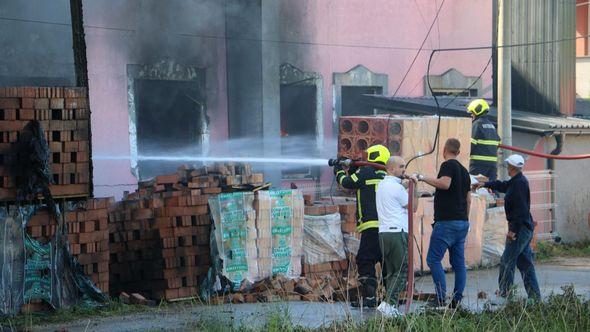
375, 156, 418, 317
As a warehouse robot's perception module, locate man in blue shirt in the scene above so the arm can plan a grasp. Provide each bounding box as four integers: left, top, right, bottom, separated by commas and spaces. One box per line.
476, 154, 541, 301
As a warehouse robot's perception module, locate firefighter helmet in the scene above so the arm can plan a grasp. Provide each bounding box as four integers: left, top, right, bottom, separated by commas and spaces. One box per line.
467, 99, 490, 117
366, 144, 390, 165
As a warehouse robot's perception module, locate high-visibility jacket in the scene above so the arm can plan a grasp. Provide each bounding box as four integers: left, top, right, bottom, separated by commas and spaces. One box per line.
335, 166, 386, 232
470, 115, 501, 167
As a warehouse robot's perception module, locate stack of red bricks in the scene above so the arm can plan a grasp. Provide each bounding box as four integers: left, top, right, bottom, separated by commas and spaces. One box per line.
301, 200, 351, 280
109, 164, 265, 300
0, 86, 90, 200
26, 197, 113, 293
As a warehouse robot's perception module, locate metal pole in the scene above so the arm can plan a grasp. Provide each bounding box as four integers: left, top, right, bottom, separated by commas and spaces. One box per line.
405, 180, 415, 313
497, 0, 512, 179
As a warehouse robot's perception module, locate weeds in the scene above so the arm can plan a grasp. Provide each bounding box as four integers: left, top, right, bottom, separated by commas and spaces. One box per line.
0, 299, 148, 330
3, 286, 589, 331
536, 241, 590, 261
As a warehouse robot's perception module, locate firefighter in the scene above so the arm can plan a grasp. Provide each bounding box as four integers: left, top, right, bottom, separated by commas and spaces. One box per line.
333, 144, 390, 308
467, 99, 501, 181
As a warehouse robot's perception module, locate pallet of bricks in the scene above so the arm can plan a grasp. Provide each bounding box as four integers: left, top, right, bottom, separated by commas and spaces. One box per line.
108, 163, 265, 301
0, 86, 90, 200
298, 198, 358, 302
25, 197, 113, 293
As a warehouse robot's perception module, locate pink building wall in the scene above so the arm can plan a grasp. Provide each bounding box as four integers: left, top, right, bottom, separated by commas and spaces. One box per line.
83, 0, 493, 198
83, 0, 228, 198
279, 0, 493, 140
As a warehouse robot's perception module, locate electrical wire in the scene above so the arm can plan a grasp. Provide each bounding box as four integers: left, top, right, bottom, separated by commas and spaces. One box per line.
392, 0, 446, 97
0, 16, 436, 52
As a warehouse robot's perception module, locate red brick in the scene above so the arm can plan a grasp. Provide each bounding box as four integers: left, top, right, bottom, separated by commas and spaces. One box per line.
0, 120, 27, 131
49, 98, 64, 109
19, 109, 35, 120
202, 187, 221, 194
0, 98, 20, 109
33, 98, 49, 109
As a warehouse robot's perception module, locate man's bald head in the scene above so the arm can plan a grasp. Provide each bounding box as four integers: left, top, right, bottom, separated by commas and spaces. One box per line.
386, 156, 406, 178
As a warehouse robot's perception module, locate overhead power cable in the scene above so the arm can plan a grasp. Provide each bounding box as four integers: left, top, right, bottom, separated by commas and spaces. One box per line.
392, 0, 446, 97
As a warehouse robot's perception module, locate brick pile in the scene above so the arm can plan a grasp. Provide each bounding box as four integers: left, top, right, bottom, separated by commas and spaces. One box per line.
301, 199, 355, 281
109, 164, 265, 300
26, 197, 113, 293
0, 86, 90, 200
208, 274, 359, 304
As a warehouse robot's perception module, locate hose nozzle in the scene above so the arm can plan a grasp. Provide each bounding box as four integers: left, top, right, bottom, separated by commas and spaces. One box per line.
328, 158, 353, 167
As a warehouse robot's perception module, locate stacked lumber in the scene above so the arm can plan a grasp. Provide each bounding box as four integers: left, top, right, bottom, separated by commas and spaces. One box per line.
208, 274, 359, 304
0, 86, 90, 200
25, 197, 113, 293
109, 164, 264, 300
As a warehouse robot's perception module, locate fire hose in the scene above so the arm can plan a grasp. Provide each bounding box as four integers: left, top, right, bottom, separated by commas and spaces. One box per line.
330, 145, 590, 312
499, 144, 590, 160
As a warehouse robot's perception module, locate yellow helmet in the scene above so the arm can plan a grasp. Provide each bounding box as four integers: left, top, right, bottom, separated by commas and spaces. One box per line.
467, 99, 490, 117
366, 144, 390, 164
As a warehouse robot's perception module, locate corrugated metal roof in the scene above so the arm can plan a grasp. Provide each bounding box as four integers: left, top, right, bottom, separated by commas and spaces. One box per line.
364, 95, 590, 134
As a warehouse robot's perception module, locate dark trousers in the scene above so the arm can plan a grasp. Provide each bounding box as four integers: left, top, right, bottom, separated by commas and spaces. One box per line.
379, 231, 408, 304
470, 164, 497, 181
357, 228, 382, 295
499, 227, 541, 299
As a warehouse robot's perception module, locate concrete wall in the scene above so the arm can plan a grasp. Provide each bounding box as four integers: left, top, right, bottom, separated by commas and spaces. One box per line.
0, 0, 75, 86
555, 135, 590, 242
83, 0, 228, 198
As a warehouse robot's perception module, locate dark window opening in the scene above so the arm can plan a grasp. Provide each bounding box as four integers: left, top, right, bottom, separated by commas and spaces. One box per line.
432, 89, 478, 97
280, 84, 317, 178
135, 79, 205, 180
341, 86, 383, 116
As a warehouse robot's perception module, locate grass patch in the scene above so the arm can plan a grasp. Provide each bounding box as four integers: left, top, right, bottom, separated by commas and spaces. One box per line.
536, 240, 590, 261
193, 286, 589, 331
329, 285, 590, 331
0, 299, 150, 330
3, 286, 589, 331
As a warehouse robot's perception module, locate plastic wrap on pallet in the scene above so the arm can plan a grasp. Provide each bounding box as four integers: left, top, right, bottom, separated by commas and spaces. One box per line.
303, 213, 346, 264
255, 190, 304, 279
0, 205, 106, 317
207, 192, 258, 290
482, 207, 509, 266
343, 234, 360, 256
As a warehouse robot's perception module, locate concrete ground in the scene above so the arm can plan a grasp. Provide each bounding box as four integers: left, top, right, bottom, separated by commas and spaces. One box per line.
32, 257, 590, 331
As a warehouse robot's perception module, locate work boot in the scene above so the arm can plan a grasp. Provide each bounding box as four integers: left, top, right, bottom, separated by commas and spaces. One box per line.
350, 282, 378, 308
363, 283, 378, 308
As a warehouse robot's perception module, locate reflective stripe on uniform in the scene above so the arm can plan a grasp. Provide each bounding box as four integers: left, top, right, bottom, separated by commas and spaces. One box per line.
351, 174, 359, 182
471, 138, 500, 146
471, 155, 498, 162
356, 190, 363, 220
356, 220, 379, 232
365, 179, 381, 186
